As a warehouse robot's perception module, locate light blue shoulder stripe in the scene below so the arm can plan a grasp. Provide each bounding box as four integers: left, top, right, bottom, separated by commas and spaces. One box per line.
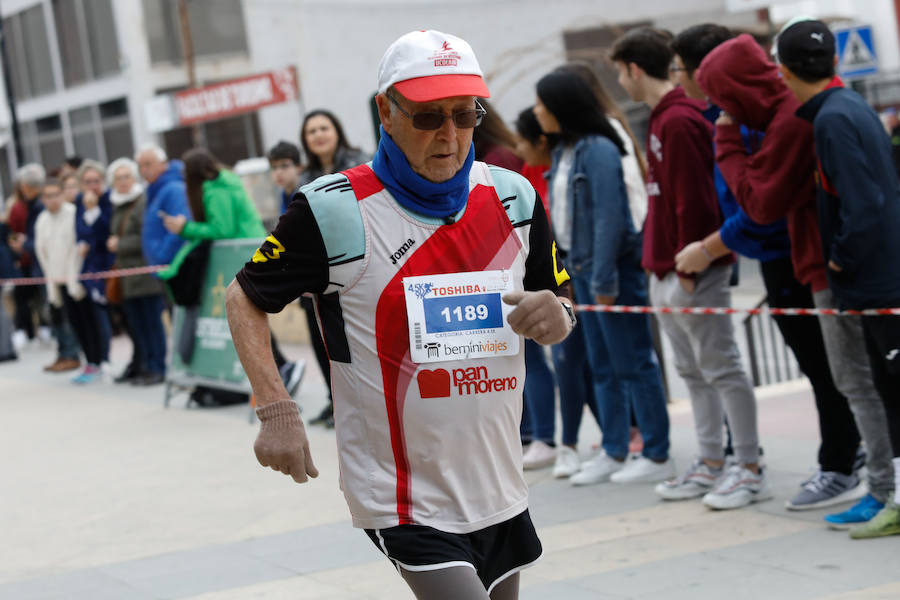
301, 174, 366, 266
488, 166, 537, 227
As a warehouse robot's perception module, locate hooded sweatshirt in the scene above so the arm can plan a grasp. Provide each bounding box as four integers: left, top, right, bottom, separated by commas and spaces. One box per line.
143, 160, 191, 266
643, 86, 731, 279
697, 34, 826, 292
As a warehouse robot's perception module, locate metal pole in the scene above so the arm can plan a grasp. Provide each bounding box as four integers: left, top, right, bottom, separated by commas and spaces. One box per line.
0, 1, 23, 166
177, 0, 204, 148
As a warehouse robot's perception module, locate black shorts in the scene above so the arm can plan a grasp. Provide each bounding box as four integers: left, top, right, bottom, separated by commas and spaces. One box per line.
365, 509, 542, 593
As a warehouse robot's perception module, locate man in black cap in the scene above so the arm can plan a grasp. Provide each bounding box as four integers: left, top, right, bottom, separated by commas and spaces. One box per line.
778, 19, 900, 539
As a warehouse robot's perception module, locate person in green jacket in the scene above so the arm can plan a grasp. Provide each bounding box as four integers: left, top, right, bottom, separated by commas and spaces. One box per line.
160, 148, 266, 271
161, 147, 306, 400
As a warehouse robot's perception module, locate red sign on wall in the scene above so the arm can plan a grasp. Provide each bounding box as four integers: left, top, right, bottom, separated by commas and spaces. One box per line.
174, 67, 299, 126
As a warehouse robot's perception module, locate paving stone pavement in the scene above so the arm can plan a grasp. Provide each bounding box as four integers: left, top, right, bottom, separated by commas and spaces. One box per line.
1, 332, 898, 600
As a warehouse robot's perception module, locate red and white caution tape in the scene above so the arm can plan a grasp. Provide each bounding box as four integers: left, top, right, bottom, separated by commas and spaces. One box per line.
3, 269, 897, 317
0, 265, 168, 286
574, 304, 900, 317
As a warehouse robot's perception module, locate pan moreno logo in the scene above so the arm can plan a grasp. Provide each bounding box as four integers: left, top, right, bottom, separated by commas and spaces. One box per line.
416, 366, 518, 398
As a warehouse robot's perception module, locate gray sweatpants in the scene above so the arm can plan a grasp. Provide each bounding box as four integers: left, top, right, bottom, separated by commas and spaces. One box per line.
650, 266, 760, 465
813, 288, 895, 502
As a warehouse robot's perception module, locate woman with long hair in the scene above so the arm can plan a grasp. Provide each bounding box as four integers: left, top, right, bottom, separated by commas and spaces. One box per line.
555, 61, 648, 231
162, 148, 305, 402
534, 69, 671, 486
298, 110, 369, 188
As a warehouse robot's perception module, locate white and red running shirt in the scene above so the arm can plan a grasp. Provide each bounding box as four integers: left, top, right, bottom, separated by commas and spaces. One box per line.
236, 161, 568, 533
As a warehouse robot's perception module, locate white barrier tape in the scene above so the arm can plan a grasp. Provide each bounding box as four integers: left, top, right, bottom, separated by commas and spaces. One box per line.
0, 265, 168, 286
574, 304, 900, 317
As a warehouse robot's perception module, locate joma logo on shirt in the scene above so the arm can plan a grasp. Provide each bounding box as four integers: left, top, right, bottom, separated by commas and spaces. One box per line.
390, 238, 415, 265
416, 366, 518, 398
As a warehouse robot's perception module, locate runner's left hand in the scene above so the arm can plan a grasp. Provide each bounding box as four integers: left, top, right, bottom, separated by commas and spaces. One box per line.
503, 289, 572, 345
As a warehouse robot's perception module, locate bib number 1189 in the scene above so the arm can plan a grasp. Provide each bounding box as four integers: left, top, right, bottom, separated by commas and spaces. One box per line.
424, 293, 502, 333
440, 304, 489, 323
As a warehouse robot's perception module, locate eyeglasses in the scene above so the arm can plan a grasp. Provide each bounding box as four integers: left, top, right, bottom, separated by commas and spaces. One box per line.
387, 92, 486, 130
669, 65, 689, 73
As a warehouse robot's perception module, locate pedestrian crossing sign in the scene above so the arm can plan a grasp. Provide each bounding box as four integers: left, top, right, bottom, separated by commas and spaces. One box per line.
835, 24, 878, 79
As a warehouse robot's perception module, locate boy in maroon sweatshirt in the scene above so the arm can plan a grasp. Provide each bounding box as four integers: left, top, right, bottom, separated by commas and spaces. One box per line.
697, 33, 893, 528
612, 28, 767, 510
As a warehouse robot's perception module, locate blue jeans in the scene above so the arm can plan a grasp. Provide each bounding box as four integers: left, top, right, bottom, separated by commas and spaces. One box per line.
551, 317, 599, 447
49, 303, 80, 360
123, 295, 167, 375
572, 263, 670, 461
522, 338, 556, 443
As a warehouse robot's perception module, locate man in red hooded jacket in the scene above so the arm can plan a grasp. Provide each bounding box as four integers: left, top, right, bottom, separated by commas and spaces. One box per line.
697, 33, 894, 529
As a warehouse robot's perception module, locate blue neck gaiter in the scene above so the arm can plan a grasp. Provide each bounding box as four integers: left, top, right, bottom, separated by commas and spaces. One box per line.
371, 126, 473, 218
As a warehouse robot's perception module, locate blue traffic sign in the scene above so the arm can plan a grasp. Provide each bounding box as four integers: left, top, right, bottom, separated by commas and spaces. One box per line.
835, 24, 878, 79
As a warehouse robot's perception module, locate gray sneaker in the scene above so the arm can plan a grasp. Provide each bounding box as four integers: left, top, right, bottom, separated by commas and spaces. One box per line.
655, 459, 723, 500
703, 465, 773, 510
786, 470, 866, 511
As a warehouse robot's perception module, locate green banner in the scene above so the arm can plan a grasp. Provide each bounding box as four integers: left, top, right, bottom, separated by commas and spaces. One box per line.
168, 238, 261, 393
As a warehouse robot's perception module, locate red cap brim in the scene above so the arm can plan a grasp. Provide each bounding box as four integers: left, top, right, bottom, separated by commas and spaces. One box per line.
393, 74, 490, 102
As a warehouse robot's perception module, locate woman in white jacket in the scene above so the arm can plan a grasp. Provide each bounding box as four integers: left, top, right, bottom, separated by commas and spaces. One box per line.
34, 178, 103, 383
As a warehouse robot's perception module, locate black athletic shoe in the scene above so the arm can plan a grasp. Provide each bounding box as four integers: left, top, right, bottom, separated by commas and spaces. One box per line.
115, 363, 141, 383
310, 404, 333, 427
132, 372, 165, 386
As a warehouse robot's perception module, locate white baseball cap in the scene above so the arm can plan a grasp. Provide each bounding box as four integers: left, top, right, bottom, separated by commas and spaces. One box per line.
377, 30, 490, 102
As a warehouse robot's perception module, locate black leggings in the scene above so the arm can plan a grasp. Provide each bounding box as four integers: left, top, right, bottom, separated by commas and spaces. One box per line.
13, 284, 38, 339
761, 258, 861, 473
60, 286, 104, 366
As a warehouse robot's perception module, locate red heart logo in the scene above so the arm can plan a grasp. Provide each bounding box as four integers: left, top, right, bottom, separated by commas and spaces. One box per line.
417, 369, 451, 398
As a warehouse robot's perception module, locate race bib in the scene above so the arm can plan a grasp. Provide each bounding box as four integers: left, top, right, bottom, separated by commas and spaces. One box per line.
403, 270, 519, 364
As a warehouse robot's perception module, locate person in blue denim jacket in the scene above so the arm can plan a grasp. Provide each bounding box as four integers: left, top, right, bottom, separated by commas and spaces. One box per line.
534, 69, 673, 486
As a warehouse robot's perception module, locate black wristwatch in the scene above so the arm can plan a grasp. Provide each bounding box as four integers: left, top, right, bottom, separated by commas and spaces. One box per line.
560, 299, 577, 329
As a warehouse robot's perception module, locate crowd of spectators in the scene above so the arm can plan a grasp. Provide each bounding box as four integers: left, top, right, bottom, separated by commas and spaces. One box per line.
1, 18, 898, 542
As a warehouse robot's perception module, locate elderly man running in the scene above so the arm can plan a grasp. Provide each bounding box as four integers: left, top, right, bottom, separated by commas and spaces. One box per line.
226, 31, 573, 600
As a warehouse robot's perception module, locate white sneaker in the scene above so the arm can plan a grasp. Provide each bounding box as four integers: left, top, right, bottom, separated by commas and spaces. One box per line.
569, 451, 624, 486
12, 330, 27, 351
552, 446, 580, 478
611, 456, 676, 484
37, 326, 53, 346
522, 440, 556, 470
655, 459, 723, 500
702, 465, 773, 510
